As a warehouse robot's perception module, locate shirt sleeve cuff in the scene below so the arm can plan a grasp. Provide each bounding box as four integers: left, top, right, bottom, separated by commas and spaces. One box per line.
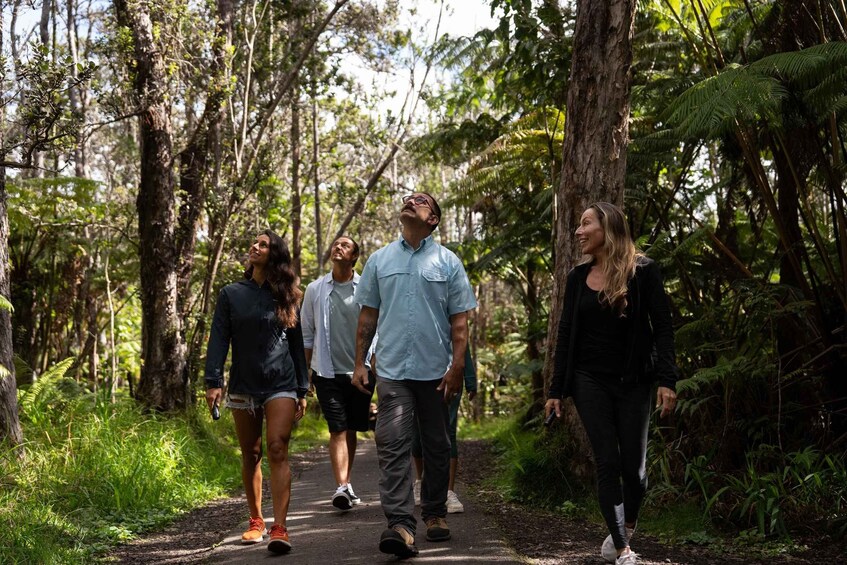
205, 378, 224, 389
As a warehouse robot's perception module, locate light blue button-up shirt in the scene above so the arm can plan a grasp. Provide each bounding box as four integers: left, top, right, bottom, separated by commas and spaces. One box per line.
355, 235, 477, 381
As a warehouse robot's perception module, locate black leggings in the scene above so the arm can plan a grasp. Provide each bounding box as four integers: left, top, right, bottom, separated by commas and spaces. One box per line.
572, 370, 652, 550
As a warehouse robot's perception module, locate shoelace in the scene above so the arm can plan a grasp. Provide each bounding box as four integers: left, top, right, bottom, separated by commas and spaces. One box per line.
247, 517, 265, 531
269, 524, 287, 537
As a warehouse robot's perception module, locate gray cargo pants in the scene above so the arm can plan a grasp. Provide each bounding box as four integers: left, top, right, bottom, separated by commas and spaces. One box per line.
374, 376, 451, 535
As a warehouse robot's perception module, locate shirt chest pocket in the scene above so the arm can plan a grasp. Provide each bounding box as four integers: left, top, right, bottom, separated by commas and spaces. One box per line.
377, 266, 410, 292
421, 268, 448, 303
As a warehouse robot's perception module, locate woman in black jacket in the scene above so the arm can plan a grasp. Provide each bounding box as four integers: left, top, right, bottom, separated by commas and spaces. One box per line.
204, 229, 308, 554
545, 203, 679, 565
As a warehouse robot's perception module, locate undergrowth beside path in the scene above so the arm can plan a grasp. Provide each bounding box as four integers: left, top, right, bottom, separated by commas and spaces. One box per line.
0, 372, 328, 565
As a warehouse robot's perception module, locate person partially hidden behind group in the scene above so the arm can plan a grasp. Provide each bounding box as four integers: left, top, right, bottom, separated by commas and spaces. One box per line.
545, 202, 680, 565
412, 346, 477, 514
204, 229, 309, 554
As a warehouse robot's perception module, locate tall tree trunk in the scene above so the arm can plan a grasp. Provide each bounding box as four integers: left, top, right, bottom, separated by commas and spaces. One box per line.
0, 161, 23, 447
0, 7, 22, 447
115, 0, 186, 411
312, 84, 322, 272
542, 0, 637, 479
67, 0, 87, 177
179, 0, 233, 388
525, 258, 544, 414
30, 0, 52, 177
290, 86, 302, 277
86, 288, 98, 390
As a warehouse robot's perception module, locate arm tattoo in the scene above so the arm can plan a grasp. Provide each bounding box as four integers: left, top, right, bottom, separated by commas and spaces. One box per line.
359, 320, 376, 360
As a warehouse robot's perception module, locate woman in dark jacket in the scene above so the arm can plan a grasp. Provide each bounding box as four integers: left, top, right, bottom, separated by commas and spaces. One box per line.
545, 203, 679, 565
205, 229, 309, 554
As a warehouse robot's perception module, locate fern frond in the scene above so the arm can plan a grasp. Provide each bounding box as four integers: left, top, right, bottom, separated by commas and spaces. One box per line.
40, 357, 75, 381
804, 66, 847, 119
751, 42, 847, 89
664, 66, 787, 138
671, 226, 712, 258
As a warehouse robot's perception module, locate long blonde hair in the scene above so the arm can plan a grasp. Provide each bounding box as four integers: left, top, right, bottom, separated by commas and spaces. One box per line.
580, 202, 643, 316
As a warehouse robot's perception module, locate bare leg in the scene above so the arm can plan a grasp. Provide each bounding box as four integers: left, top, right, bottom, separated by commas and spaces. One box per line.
329, 430, 350, 485
264, 397, 297, 526
346, 430, 358, 480
232, 404, 265, 519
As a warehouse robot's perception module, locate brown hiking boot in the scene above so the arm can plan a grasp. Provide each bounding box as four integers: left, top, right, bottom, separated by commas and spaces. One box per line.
379, 525, 418, 557
267, 524, 292, 554
425, 516, 451, 541
241, 516, 266, 544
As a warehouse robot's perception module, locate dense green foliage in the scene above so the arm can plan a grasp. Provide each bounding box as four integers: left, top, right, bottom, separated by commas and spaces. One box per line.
0, 361, 328, 564
415, 0, 847, 547
486, 416, 847, 552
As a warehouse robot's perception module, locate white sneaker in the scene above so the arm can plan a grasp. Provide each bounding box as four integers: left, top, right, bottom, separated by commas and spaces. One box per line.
615, 549, 639, 565
446, 490, 464, 513
331, 485, 352, 511
347, 483, 361, 505
413, 479, 421, 506
601, 525, 635, 563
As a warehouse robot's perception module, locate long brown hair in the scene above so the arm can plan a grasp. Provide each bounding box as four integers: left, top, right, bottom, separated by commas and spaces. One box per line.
244, 229, 302, 327
580, 202, 643, 316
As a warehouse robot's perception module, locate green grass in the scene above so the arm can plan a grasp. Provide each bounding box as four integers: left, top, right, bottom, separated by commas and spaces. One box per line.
0, 376, 332, 565
457, 412, 515, 440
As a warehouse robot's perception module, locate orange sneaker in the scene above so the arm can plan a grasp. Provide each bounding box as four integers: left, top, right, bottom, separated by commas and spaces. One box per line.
241, 516, 266, 544
267, 524, 291, 554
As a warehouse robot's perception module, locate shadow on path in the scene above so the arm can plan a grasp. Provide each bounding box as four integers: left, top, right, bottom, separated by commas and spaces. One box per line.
202, 440, 522, 564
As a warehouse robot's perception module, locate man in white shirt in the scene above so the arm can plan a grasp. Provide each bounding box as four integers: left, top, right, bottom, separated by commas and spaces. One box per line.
302, 236, 375, 511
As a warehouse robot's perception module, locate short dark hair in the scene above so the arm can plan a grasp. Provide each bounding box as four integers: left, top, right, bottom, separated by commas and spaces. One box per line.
420, 192, 441, 232
332, 235, 360, 266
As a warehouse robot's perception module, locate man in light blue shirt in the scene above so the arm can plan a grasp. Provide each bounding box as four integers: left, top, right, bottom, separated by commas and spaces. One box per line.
353, 192, 477, 558
301, 236, 375, 512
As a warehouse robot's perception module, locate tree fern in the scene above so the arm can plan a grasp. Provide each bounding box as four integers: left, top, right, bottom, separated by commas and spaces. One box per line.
750, 42, 847, 89
654, 42, 847, 140
663, 65, 788, 138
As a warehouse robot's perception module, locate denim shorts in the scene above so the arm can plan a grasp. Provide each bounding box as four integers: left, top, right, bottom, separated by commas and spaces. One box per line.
225, 390, 298, 415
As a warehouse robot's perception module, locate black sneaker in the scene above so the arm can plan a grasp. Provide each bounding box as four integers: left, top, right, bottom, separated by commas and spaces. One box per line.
425, 516, 451, 541
332, 485, 353, 510
379, 526, 418, 558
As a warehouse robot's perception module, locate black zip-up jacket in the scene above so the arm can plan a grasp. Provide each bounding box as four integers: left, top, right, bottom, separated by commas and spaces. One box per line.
204, 279, 309, 398
549, 256, 680, 399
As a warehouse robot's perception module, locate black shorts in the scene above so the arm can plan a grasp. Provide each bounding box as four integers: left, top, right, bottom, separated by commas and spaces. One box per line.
313, 371, 376, 433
